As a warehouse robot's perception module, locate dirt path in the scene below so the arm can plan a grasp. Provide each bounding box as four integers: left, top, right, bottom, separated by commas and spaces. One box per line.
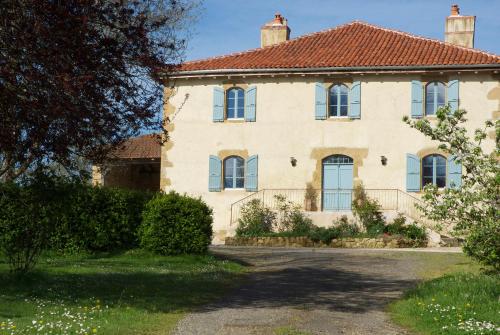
173, 247, 461, 335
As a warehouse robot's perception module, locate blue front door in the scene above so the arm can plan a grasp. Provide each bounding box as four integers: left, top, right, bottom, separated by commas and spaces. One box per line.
322, 156, 353, 210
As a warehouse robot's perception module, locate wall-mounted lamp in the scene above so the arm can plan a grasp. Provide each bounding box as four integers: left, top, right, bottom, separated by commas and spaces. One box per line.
290, 157, 297, 167
381, 155, 388, 166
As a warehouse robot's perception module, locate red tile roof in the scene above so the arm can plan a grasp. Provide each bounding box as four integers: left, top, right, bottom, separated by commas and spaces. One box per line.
178, 21, 500, 73
110, 134, 161, 160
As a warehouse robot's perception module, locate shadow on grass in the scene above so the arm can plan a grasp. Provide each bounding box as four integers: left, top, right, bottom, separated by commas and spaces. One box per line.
1, 249, 420, 317
0, 252, 244, 316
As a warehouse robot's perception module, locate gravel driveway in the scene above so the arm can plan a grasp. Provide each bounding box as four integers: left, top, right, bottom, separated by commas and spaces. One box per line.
173, 247, 462, 335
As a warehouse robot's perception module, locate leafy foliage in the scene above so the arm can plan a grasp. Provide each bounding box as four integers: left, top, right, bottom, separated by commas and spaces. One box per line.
385, 214, 427, 244
49, 185, 153, 252
304, 183, 318, 211
274, 195, 314, 233
352, 184, 386, 236
308, 216, 361, 244
0, 175, 154, 272
0, 180, 56, 273
235, 199, 276, 237
404, 106, 499, 270
236, 196, 313, 237
0, 0, 198, 180
139, 192, 213, 255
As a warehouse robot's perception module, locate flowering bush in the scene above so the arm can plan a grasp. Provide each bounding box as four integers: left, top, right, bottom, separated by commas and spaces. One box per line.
404, 106, 499, 270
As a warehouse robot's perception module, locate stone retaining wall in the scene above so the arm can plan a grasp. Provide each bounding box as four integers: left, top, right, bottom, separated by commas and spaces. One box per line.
225, 236, 426, 248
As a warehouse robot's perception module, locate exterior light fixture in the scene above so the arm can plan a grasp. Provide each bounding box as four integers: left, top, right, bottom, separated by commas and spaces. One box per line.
290, 157, 297, 167
381, 155, 387, 166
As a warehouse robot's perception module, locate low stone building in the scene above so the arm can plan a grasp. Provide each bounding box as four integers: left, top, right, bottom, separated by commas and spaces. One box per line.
92, 134, 161, 191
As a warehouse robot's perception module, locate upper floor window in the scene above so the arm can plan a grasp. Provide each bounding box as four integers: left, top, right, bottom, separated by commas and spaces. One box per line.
328, 84, 349, 117
422, 154, 446, 188
425, 82, 446, 116
226, 88, 245, 119
223, 156, 244, 189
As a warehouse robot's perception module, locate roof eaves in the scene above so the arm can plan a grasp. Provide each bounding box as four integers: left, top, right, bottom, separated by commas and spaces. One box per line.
165, 64, 500, 78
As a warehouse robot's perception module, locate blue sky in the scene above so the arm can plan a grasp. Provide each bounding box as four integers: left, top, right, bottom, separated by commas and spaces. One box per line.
185, 0, 500, 61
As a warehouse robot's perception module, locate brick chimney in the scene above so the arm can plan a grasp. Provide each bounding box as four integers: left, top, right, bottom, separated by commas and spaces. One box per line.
445, 4, 475, 48
260, 13, 290, 48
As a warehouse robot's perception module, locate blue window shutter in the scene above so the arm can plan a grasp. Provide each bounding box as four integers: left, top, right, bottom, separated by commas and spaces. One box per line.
406, 153, 421, 192
245, 155, 258, 192
447, 79, 459, 112
349, 81, 361, 119
447, 155, 462, 188
213, 87, 225, 122
208, 155, 222, 191
411, 80, 423, 118
315, 82, 327, 120
244, 86, 257, 122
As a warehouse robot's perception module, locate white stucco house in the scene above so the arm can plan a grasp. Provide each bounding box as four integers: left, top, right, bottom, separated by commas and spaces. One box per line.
159, 5, 499, 243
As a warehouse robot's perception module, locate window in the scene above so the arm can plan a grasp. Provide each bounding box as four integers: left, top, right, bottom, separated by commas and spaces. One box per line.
224, 156, 244, 189
328, 84, 349, 117
422, 154, 446, 188
323, 155, 353, 165
226, 88, 245, 119
425, 82, 445, 115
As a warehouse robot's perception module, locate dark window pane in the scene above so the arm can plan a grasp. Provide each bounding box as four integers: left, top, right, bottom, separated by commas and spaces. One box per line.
340, 94, 348, 105
340, 105, 348, 116
435, 155, 446, 166
422, 177, 433, 187
436, 164, 446, 177
236, 106, 244, 118
224, 178, 233, 189
423, 166, 433, 177
422, 156, 434, 165
227, 107, 235, 119
236, 178, 244, 188
436, 177, 446, 188
437, 82, 446, 104
426, 103, 435, 115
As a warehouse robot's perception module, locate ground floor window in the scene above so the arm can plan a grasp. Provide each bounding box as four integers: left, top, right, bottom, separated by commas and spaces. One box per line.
422, 154, 446, 188
224, 156, 245, 189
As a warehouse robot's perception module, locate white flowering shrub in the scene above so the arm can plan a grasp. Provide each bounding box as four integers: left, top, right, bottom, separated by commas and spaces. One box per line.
404, 106, 499, 270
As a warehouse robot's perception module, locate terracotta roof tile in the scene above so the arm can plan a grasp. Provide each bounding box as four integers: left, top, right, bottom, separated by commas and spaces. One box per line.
178, 21, 500, 72
110, 134, 161, 160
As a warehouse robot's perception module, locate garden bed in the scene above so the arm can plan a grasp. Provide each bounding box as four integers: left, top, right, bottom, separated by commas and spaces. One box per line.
225, 236, 426, 248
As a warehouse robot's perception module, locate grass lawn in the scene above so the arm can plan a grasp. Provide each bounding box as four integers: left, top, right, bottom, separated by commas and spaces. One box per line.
0, 250, 244, 335
389, 253, 499, 335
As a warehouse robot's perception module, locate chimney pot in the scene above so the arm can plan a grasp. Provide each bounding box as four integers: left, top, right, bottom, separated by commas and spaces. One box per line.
451, 4, 460, 16
274, 13, 283, 24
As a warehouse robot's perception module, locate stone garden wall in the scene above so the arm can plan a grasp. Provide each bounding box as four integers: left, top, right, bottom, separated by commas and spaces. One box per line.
225, 236, 426, 248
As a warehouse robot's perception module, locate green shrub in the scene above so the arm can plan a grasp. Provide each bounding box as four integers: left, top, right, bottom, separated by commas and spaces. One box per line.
0, 178, 63, 273
384, 214, 427, 242
50, 185, 152, 252
384, 213, 407, 235
274, 194, 314, 234
335, 216, 361, 237
352, 184, 386, 236
308, 226, 340, 244
290, 212, 314, 235
139, 192, 213, 255
236, 199, 275, 237
463, 219, 499, 271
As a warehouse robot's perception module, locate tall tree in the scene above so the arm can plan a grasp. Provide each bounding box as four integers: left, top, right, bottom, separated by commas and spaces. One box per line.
0, 0, 198, 181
